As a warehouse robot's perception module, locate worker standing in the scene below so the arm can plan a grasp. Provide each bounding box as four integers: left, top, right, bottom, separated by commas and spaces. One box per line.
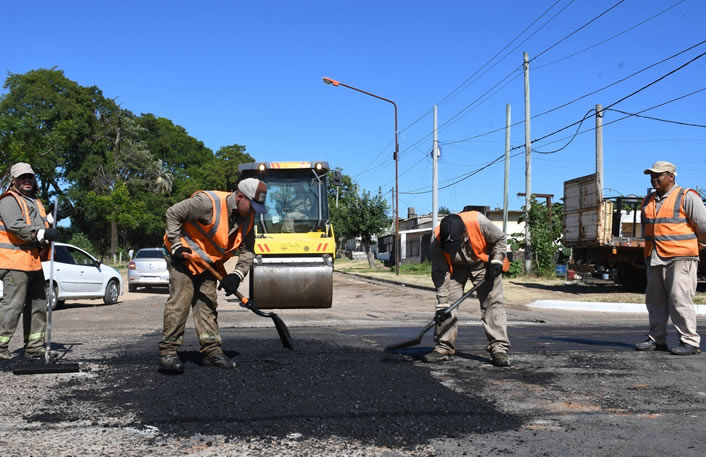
426, 211, 511, 367
0, 163, 59, 360
636, 161, 706, 355
159, 178, 267, 374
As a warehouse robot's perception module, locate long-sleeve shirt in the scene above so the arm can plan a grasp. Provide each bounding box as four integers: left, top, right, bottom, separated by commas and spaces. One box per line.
164, 192, 256, 279
0, 191, 45, 243
431, 212, 507, 301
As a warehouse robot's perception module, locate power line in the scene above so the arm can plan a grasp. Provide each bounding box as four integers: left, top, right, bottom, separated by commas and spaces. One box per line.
403, 87, 706, 195
443, 38, 706, 145
605, 107, 706, 128
534, 0, 687, 70
530, 0, 625, 62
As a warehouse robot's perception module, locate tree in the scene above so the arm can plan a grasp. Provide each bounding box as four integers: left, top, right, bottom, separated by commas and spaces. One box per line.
0, 68, 104, 201
510, 196, 565, 276
343, 186, 390, 268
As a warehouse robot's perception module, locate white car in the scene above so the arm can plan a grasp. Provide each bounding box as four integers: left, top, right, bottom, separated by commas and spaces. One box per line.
0, 242, 123, 309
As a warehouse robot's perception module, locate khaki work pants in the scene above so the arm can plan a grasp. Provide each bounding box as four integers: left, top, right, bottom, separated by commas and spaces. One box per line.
645, 259, 700, 347
0, 269, 48, 354
434, 264, 510, 355
159, 259, 224, 358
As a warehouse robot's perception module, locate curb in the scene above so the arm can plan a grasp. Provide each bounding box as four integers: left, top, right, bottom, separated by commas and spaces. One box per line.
528, 299, 706, 315
334, 270, 436, 292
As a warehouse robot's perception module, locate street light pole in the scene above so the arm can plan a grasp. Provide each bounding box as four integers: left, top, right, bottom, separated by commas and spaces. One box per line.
323, 77, 400, 275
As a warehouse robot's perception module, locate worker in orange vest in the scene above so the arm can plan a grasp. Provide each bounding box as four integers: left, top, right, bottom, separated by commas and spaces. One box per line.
0, 163, 60, 360
427, 211, 511, 367
159, 178, 267, 374
636, 161, 706, 355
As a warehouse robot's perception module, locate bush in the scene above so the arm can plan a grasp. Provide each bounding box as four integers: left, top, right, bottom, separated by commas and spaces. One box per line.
69, 232, 96, 256
506, 260, 524, 278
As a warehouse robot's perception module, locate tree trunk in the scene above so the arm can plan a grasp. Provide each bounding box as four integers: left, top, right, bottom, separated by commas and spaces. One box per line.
363, 241, 376, 269
110, 220, 118, 256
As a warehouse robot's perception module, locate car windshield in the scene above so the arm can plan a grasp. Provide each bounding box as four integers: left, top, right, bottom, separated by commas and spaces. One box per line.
135, 249, 166, 259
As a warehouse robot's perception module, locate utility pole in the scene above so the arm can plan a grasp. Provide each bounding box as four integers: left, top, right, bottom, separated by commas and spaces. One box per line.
523, 51, 532, 274
432, 105, 440, 229
503, 104, 511, 234
596, 104, 603, 201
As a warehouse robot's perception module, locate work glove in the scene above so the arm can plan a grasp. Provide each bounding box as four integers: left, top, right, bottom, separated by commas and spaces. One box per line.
36, 228, 60, 243
49, 200, 74, 221
487, 261, 503, 280
218, 273, 241, 296
171, 246, 192, 261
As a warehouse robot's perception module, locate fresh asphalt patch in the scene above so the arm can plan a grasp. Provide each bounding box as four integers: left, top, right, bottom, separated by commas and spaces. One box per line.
21, 333, 525, 449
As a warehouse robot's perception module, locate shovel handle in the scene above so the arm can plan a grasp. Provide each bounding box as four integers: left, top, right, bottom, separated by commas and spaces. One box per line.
185, 253, 252, 305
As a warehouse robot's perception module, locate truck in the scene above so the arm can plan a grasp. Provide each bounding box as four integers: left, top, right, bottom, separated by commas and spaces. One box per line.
563, 173, 647, 291
238, 161, 335, 308
563, 173, 706, 291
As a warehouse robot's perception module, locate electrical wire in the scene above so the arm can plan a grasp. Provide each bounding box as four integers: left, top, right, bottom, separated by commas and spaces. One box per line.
605, 108, 706, 128
443, 38, 706, 145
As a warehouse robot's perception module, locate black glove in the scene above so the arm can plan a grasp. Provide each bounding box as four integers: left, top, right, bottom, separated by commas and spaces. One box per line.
218, 273, 241, 296
49, 200, 74, 221
171, 246, 192, 261
487, 262, 503, 279
434, 309, 452, 325
37, 228, 60, 243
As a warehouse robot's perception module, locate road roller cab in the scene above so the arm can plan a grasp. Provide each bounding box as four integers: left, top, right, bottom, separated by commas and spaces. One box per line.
238, 161, 335, 309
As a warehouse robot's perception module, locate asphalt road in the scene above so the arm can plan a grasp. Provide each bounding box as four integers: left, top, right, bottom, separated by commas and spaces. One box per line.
1, 272, 705, 456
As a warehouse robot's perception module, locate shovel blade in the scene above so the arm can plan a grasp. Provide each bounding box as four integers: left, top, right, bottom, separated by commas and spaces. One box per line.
384, 336, 423, 352
272, 314, 294, 350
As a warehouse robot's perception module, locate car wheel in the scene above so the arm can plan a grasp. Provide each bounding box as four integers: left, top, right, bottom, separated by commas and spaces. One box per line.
104, 279, 120, 305
45, 282, 64, 311
128, 284, 137, 293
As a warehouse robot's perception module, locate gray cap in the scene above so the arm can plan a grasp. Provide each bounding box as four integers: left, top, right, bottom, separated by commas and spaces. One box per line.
643, 161, 676, 176
10, 162, 35, 178
237, 178, 267, 214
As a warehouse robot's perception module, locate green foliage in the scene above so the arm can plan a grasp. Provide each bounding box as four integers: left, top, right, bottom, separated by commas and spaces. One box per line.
506, 260, 524, 278
69, 232, 95, 256
399, 261, 431, 275
511, 196, 565, 276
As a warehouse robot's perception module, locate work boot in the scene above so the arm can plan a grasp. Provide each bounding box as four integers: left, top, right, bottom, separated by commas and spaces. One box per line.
0, 348, 10, 360
422, 350, 452, 363
159, 354, 185, 374
670, 343, 701, 356
491, 351, 511, 367
202, 353, 237, 369
635, 338, 668, 352
24, 349, 60, 360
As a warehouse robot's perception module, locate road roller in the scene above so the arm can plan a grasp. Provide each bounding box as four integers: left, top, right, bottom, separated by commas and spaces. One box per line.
238, 161, 335, 309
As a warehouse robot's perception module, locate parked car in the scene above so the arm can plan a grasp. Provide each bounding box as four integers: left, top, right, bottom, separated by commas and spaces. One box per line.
127, 248, 169, 292
0, 242, 123, 309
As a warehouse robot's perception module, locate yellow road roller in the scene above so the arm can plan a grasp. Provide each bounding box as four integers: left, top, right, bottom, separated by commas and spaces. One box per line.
238, 161, 336, 309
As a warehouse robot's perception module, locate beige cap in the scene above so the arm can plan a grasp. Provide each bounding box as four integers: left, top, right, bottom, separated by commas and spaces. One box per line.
643, 161, 676, 176
10, 162, 35, 178
237, 178, 267, 214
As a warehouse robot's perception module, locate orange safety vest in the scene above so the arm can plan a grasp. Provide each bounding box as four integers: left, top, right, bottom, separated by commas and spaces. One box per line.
163, 191, 254, 277
434, 211, 510, 275
0, 189, 50, 271
642, 186, 699, 258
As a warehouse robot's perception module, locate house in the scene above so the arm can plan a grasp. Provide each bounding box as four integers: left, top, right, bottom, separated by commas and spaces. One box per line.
377, 207, 526, 265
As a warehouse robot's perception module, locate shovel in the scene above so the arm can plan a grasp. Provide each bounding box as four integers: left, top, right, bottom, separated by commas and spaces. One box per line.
190, 255, 294, 350
14, 198, 80, 375
384, 278, 486, 352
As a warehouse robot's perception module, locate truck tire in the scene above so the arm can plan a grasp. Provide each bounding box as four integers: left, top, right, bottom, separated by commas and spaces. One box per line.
617, 264, 646, 292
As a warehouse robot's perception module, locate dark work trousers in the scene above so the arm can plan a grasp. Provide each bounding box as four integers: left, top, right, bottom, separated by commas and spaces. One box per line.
0, 269, 48, 354
159, 259, 224, 358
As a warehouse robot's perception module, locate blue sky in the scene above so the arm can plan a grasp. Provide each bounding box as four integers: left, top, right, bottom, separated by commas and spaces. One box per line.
2, 0, 705, 215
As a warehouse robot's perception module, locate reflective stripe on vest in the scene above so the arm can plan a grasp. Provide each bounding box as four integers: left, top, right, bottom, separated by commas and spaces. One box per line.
642, 186, 699, 258
0, 190, 48, 271
163, 191, 254, 276
434, 211, 509, 275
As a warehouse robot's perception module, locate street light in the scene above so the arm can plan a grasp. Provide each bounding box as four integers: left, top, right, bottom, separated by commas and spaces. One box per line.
322, 76, 400, 275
